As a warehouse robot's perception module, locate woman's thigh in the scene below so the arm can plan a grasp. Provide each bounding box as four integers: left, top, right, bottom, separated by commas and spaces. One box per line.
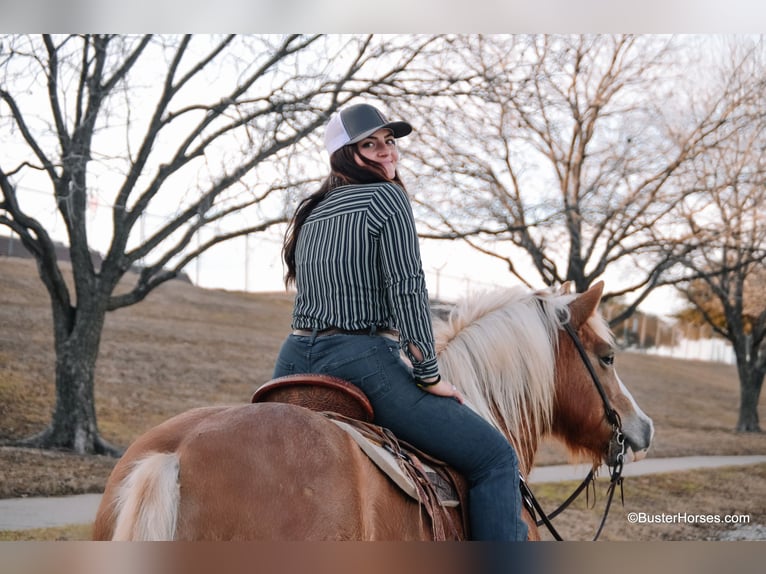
311, 335, 513, 477
377, 382, 514, 478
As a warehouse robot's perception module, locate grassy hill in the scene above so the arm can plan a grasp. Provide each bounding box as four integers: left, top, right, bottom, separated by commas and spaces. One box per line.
1, 255, 764, 499
0, 255, 293, 445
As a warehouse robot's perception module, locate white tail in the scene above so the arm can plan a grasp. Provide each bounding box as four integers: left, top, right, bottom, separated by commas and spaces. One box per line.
112, 452, 180, 541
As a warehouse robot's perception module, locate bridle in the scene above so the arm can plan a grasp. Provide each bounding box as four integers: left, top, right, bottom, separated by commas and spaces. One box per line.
518, 319, 626, 541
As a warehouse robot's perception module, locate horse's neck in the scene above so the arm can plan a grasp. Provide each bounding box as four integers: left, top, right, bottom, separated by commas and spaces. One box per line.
434, 289, 560, 477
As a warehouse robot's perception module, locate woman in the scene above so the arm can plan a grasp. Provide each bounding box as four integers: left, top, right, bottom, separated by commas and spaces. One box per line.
274, 103, 527, 541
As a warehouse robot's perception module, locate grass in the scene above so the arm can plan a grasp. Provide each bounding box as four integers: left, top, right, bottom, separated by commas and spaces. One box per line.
530, 463, 766, 541
0, 256, 764, 541
0, 524, 91, 542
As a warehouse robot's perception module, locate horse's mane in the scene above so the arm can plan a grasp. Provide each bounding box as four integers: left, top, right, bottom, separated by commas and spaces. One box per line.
433, 285, 611, 453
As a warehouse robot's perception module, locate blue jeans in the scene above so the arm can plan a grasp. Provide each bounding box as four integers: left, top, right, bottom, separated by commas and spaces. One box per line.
273, 332, 528, 541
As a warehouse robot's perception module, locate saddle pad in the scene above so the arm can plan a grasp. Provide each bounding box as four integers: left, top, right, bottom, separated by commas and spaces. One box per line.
329, 418, 459, 507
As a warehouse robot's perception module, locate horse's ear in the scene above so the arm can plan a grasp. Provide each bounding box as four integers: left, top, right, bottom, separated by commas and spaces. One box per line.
559, 281, 572, 295
569, 281, 604, 328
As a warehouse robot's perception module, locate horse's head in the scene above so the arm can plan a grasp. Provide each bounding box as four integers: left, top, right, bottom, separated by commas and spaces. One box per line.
551, 281, 654, 467
434, 281, 654, 474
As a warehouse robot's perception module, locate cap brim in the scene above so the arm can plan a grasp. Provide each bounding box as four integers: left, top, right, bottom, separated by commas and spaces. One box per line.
347, 120, 413, 145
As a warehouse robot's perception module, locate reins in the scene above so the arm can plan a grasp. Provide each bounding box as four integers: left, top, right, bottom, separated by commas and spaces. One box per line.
520, 318, 626, 541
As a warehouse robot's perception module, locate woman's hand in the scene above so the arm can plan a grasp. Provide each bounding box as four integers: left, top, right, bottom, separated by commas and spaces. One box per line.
419, 377, 464, 404
407, 344, 463, 403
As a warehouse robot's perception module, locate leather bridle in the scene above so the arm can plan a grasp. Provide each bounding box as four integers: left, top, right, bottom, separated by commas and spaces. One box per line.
519, 319, 626, 541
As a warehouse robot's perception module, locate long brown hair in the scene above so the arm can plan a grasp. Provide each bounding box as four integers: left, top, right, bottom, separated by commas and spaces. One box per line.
283, 144, 406, 286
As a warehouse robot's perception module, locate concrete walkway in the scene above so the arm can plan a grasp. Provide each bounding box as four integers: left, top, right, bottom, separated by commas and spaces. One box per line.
1, 455, 765, 531
527, 454, 766, 483
0, 493, 103, 531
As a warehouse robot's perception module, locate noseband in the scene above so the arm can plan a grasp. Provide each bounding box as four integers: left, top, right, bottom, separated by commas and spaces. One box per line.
519, 317, 626, 541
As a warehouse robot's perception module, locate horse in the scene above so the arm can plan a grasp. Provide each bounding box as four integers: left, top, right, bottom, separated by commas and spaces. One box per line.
92, 281, 654, 541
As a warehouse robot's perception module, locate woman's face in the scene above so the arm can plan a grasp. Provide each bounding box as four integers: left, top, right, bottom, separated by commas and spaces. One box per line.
354, 129, 399, 180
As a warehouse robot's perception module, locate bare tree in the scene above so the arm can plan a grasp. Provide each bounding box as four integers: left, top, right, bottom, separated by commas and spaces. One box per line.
397, 35, 755, 325
672, 38, 766, 432
0, 34, 434, 454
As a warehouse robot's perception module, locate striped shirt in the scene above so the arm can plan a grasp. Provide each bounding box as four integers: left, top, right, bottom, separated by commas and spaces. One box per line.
292, 182, 439, 379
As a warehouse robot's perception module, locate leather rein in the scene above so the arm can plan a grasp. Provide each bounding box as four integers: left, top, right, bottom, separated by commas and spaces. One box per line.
519, 320, 626, 541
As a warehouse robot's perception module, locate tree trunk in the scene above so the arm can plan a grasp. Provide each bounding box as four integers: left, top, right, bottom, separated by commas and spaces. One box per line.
733, 341, 764, 433
736, 371, 763, 433
20, 295, 122, 456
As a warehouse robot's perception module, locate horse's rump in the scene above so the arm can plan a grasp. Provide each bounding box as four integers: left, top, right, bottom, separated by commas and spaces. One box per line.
95, 402, 445, 540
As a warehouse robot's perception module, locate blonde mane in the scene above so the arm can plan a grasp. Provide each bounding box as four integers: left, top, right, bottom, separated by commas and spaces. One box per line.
433, 286, 603, 458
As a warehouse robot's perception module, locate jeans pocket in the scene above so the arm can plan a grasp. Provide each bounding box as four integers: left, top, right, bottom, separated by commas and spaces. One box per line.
325, 345, 390, 400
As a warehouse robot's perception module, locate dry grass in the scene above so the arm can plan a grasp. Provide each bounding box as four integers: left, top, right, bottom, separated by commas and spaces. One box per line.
0, 524, 91, 542
532, 463, 766, 541
0, 256, 293, 446
1, 256, 764, 541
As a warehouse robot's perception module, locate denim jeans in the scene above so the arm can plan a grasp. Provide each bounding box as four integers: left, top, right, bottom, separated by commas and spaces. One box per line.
273, 332, 528, 541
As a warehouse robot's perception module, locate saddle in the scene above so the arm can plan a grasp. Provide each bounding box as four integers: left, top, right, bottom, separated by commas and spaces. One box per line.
251, 373, 469, 540
252, 374, 375, 422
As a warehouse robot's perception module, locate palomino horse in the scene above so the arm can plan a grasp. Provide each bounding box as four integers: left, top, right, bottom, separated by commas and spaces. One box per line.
92, 281, 653, 541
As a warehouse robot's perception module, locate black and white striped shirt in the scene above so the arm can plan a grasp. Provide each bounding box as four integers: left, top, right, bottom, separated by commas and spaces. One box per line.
292, 182, 439, 379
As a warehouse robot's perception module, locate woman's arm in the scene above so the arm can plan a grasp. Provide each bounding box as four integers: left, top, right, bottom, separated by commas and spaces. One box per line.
376, 184, 439, 380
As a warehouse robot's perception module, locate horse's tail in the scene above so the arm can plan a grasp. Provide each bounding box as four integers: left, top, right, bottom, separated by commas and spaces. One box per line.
111, 452, 180, 541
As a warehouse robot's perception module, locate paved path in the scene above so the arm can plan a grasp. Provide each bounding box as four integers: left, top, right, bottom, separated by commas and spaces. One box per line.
1, 455, 765, 531
0, 493, 103, 531
527, 454, 766, 483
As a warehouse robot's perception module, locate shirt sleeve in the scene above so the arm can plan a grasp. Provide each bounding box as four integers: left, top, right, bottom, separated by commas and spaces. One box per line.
373, 184, 440, 380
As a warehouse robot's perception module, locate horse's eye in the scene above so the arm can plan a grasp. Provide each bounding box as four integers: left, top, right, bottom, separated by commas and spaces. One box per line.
600, 353, 615, 367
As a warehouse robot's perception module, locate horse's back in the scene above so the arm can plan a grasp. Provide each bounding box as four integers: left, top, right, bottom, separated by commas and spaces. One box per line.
94, 403, 418, 540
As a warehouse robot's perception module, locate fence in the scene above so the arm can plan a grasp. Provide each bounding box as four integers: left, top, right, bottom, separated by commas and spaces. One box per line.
612, 313, 736, 365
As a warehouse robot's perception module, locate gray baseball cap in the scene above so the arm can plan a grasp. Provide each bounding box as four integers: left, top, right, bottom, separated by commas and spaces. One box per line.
324, 103, 412, 155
